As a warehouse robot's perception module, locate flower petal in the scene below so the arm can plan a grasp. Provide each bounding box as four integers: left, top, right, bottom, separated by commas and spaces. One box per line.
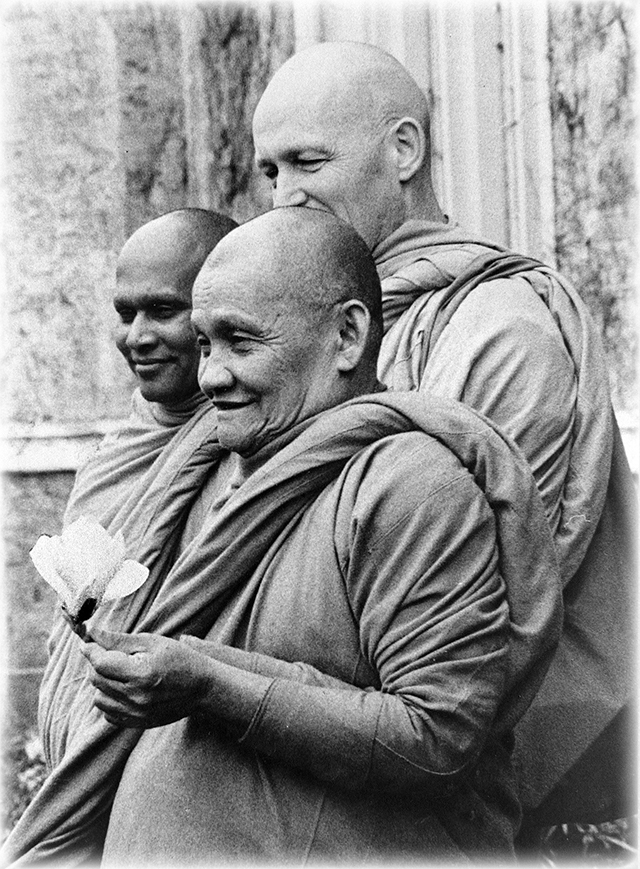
60, 518, 124, 585
29, 536, 70, 602
102, 560, 150, 602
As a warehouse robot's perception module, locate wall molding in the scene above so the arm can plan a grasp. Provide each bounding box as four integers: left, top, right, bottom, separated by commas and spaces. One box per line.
1, 421, 122, 473
2, 413, 637, 475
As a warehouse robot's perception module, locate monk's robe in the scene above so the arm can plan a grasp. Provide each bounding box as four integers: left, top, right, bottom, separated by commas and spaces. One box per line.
2, 393, 562, 866
38, 389, 218, 771
374, 219, 637, 823
63, 389, 212, 528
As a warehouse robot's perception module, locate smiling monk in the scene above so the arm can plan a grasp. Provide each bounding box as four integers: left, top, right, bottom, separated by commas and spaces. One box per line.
1, 208, 563, 865
63, 208, 237, 529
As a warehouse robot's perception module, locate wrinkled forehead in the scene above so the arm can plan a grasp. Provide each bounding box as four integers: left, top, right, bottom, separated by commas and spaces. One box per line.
192, 246, 279, 312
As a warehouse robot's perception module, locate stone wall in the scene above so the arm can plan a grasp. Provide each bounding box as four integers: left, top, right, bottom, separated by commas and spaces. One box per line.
549, 1, 636, 413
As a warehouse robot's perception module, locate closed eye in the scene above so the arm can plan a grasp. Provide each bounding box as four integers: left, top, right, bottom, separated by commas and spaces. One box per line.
150, 304, 180, 319
296, 157, 327, 171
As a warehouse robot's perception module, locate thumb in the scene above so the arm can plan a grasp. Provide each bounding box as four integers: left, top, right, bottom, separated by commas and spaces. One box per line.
87, 626, 149, 654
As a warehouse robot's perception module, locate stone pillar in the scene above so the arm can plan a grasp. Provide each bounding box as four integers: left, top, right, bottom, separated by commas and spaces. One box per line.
180, 2, 294, 222
2, 5, 129, 430
106, 4, 189, 239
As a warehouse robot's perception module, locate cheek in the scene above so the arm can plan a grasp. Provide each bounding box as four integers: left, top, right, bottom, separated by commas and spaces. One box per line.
167, 320, 198, 354
114, 327, 129, 356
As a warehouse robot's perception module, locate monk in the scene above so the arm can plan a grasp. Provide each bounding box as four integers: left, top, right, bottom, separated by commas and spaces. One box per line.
252, 41, 637, 831
37, 210, 237, 778
63, 207, 237, 527
2, 209, 562, 865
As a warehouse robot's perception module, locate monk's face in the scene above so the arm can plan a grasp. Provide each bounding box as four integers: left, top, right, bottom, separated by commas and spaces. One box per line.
191, 252, 340, 458
253, 73, 404, 251
114, 248, 200, 406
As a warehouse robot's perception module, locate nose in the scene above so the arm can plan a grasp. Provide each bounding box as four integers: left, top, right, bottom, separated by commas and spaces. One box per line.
125, 313, 156, 350
272, 170, 308, 209
198, 352, 235, 397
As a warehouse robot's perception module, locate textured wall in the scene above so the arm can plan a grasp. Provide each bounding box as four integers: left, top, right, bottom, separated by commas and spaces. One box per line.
3, 4, 129, 427
4, 473, 75, 722
549, 2, 636, 412
3, 2, 295, 431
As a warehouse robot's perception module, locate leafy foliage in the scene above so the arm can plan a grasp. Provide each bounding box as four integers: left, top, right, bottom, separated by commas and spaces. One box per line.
2, 727, 47, 839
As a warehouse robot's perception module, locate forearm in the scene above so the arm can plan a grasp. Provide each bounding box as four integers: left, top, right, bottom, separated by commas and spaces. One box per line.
189, 643, 503, 796
181, 636, 359, 690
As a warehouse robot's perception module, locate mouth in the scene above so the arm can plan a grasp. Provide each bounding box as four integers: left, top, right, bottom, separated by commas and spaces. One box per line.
212, 400, 252, 413
132, 359, 172, 374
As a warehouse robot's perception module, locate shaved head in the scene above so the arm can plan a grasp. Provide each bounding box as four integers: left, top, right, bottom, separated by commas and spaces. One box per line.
255, 41, 430, 146
195, 207, 382, 358
114, 208, 237, 406
253, 42, 442, 246
118, 209, 238, 288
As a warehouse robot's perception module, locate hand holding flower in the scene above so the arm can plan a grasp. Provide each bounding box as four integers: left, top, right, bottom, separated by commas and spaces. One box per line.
29, 517, 149, 637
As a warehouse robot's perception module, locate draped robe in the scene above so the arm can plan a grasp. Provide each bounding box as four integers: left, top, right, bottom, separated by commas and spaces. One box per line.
2, 392, 561, 865
374, 220, 637, 822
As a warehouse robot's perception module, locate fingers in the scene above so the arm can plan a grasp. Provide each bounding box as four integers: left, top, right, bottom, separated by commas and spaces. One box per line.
93, 690, 145, 728
81, 642, 137, 682
88, 626, 150, 654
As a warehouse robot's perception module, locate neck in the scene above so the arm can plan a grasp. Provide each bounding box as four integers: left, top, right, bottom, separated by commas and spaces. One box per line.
403, 176, 446, 225
149, 391, 210, 424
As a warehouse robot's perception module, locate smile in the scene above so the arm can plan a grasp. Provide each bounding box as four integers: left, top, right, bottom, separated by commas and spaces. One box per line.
213, 400, 252, 412
132, 359, 172, 372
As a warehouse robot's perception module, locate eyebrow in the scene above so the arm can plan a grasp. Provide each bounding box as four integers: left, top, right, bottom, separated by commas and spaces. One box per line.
255, 145, 328, 169
191, 308, 264, 335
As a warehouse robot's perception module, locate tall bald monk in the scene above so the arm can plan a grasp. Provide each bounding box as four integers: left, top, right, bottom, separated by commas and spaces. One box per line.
36, 209, 237, 789
252, 41, 636, 829
2, 209, 562, 865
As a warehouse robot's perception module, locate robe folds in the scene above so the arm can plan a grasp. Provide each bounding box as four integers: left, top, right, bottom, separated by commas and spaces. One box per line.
2, 392, 562, 866
373, 220, 637, 822
63, 389, 213, 528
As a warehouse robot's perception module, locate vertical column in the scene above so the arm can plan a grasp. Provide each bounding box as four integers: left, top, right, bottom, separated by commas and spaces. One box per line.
498, 2, 556, 264
179, 2, 294, 223
105, 5, 188, 239
1, 4, 126, 733
2, 5, 128, 430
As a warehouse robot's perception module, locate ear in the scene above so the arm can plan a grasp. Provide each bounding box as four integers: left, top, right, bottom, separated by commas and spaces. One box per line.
335, 300, 371, 373
389, 117, 426, 182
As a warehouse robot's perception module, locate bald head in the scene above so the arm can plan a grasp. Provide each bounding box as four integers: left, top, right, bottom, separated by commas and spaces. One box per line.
256, 41, 430, 143
253, 42, 443, 246
117, 208, 238, 289
196, 207, 382, 360
114, 208, 237, 406
192, 209, 383, 456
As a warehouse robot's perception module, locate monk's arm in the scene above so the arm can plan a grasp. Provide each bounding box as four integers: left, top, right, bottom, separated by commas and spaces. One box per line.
85, 437, 510, 796
192, 440, 509, 795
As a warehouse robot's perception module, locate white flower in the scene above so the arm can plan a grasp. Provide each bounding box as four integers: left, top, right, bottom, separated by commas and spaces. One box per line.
30, 517, 149, 624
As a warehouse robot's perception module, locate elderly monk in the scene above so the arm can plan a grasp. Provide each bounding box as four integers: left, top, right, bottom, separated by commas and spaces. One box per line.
252, 41, 636, 829
2, 209, 562, 866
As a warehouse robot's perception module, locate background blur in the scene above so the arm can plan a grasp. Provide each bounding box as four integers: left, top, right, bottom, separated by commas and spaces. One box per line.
1, 0, 637, 841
